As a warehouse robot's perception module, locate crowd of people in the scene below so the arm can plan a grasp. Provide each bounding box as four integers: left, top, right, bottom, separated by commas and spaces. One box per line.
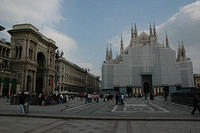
84, 93, 100, 104
82, 93, 126, 107
3, 91, 200, 115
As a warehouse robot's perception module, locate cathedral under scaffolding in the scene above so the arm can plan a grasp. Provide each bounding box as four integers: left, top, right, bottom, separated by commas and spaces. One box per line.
102, 24, 194, 95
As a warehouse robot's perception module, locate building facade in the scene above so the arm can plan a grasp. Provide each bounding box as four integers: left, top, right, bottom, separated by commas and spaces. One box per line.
86, 73, 100, 93
0, 23, 101, 96
102, 24, 194, 94
7, 24, 57, 95
0, 26, 18, 96
55, 55, 100, 94
56, 56, 86, 94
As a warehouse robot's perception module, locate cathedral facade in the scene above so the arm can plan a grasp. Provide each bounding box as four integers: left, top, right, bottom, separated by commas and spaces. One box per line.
102, 24, 194, 94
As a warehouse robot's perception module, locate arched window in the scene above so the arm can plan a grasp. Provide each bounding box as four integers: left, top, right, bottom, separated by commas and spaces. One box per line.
50, 56, 52, 66
19, 46, 22, 58
29, 48, 33, 59
15, 46, 18, 58
6, 49, 10, 57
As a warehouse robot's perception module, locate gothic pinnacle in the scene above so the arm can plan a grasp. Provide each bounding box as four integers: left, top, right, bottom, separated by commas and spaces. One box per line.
166, 33, 169, 48
153, 23, 157, 40
120, 35, 124, 55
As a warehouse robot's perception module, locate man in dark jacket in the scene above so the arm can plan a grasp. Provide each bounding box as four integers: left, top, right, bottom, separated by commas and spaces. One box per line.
19, 91, 25, 114
191, 95, 200, 115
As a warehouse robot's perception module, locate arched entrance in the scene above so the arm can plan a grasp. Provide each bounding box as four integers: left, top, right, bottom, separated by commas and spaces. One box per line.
142, 75, 152, 99
36, 52, 46, 94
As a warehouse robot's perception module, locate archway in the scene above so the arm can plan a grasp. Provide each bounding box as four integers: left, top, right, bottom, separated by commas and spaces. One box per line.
36, 52, 46, 94
142, 75, 152, 99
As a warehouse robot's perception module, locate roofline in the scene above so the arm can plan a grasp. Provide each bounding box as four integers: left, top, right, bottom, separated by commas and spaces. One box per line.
7, 25, 58, 49
58, 57, 100, 78
58, 57, 86, 73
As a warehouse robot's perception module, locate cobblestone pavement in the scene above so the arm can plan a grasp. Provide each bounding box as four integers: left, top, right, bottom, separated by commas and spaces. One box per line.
1, 96, 200, 133
0, 116, 200, 133
0, 96, 200, 119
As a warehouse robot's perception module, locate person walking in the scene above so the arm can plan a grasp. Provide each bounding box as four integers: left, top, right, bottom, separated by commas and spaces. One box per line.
19, 91, 25, 114
95, 94, 99, 103
60, 94, 64, 104
38, 93, 43, 105
191, 95, 200, 115
115, 93, 119, 105
120, 93, 124, 105
107, 94, 112, 107
84, 93, 88, 104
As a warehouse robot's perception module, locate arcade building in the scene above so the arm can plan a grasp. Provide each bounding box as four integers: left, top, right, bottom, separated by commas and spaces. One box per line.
8, 24, 57, 95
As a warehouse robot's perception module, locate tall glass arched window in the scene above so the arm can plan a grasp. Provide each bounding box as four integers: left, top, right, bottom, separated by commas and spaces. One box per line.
15, 46, 18, 58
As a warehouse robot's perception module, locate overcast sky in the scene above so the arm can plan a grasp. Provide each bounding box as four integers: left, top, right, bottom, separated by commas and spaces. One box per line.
0, 0, 200, 77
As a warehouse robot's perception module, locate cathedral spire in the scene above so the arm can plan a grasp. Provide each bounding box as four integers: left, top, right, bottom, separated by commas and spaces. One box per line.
134, 23, 138, 38
181, 41, 186, 59
106, 44, 109, 62
131, 24, 134, 39
120, 35, 124, 55
177, 42, 181, 61
153, 23, 157, 40
130, 24, 134, 47
149, 23, 153, 38
166, 33, 169, 48
110, 44, 113, 61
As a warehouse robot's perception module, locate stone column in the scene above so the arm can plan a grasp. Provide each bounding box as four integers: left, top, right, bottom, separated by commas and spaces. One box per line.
46, 72, 49, 94
53, 76, 55, 93
26, 37, 30, 59
17, 46, 20, 59
23, 69, 27, 91
33, 71, 36, 95
4, 48, 7, 56
22, 40, 26, 59
43, 70, 47, 94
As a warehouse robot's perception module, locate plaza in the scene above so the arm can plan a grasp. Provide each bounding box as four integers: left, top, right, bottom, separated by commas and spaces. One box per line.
0, 96, 200, 133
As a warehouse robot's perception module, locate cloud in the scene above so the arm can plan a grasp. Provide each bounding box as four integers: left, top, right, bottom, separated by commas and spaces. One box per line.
0, 0, 63, 27
157, 1, 200, 73
68, 58, 101, 77
0, 0, 76, 54
42, 26, 77, 59
110, 32, 130, 52
0, 0, 100, 76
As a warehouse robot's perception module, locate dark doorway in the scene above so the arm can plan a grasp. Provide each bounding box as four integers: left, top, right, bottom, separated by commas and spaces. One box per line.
127, 87, 132, 95
26, 75, 31, 92
143, 82, 150, 93
2, 78, 9, 96
36, 52, 45, 94
142, 75, 152, 96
